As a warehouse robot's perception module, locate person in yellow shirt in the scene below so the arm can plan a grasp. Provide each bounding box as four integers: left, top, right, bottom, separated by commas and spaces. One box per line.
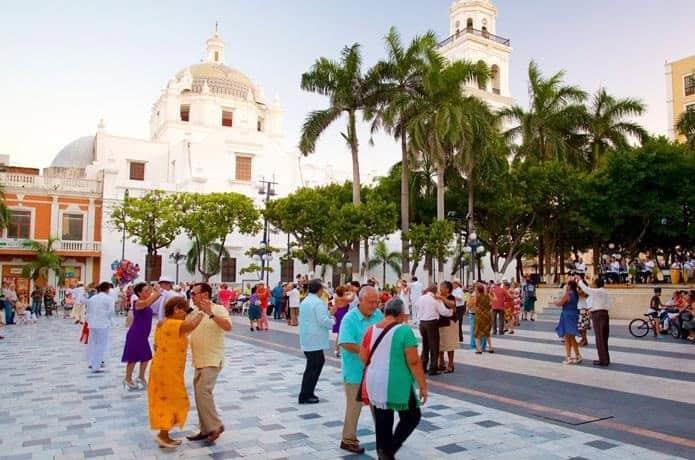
185, 283, 232, 444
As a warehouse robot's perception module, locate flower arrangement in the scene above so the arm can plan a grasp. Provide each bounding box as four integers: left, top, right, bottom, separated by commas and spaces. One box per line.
111, 259, 140, 286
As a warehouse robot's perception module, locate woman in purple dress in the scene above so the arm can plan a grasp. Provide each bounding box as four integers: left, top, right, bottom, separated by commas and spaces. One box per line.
331, 285, 352, 357
122, 282, 161, 390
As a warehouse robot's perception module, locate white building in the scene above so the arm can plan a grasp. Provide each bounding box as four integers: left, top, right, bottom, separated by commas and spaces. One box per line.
48, 28, 315, 285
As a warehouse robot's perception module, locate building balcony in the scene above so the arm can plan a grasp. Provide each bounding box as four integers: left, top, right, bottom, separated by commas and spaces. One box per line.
0, 172, 103, 195
438, 27, 511, 48
0, 238, 101, 256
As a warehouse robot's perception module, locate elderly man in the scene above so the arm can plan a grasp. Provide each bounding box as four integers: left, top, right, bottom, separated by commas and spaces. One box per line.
186, 282, 232, 443
85, 282, 114, 373
415, 285, 453, 376
338, 285, 384, 454
298, 279, 335, 404
153, 276, 180, 321
577, 276, 612, 366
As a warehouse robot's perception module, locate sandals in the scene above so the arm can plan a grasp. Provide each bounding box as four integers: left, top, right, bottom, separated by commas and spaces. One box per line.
445, 366, 454, 374
562, 358, 575, 365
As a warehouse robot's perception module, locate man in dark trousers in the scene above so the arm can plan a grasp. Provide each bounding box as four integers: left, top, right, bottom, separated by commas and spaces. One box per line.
577, 276, 611, 365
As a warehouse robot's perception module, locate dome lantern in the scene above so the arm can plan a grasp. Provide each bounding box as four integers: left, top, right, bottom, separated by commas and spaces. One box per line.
205, 22, 226, 64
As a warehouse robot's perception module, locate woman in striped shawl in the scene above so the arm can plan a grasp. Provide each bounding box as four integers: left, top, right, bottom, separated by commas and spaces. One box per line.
359, 298, 427, 460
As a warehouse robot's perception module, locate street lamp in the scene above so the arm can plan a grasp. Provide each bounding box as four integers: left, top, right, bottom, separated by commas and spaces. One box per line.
463, 231, 485, 283
121, 188, 129, 261
257, 177, 278, 284
446, 211, 466, 283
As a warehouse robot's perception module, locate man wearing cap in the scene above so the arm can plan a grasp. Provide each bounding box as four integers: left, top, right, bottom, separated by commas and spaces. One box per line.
85, 282, 115, 373
153, 276, 180, 321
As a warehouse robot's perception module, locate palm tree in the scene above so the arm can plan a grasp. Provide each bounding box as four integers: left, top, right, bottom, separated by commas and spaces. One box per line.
677, 110, 695, 152
502, 61, 587, 166
186, 240, 229, 282
368, 240, 402, 287
368, 27, 438, 275
21, 237, 64, 287
300, 43, 374, 276
0, 184, 9, 231
584, 88, 647, 169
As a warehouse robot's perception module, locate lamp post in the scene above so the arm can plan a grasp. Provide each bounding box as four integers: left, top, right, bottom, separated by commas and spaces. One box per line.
121, 188, 129, 261
463, 231, 485, 283
257, 177, 278, 284
169, 250, 186, 284
446, 211, 466, 283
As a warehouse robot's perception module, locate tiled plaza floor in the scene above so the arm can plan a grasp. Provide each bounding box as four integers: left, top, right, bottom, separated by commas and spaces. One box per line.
0, 317, 685, 460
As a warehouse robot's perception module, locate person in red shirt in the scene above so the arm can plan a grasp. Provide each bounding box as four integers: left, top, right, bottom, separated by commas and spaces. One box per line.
490, 281, 512, 335
256, 283, 270, 331
217, 284, 233, 311
379, 290, 392, 308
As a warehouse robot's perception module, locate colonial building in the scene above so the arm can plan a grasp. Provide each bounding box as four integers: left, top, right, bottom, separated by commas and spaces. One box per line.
438, 0, 514, 111
665, 55, 695, 141
0, 155, 103, 297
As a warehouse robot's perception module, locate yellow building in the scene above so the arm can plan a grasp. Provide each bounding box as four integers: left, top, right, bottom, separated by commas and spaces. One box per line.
665, 55, 695, 141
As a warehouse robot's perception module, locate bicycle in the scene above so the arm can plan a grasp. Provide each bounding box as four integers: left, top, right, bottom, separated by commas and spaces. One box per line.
629, 313, 680, 338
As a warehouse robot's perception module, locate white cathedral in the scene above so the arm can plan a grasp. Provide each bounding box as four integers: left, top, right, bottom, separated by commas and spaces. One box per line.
45, 0, 514, 286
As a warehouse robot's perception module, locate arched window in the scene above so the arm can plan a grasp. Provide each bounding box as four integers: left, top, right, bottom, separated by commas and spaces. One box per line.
477, 61, 487, 90
466, 18, 473, 30
214, 51, 219, 62
455, 20, 460, 34
491, 65, 501, 95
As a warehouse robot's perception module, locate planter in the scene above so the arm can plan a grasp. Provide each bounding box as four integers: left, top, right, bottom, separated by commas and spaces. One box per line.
145, 254, 162, 282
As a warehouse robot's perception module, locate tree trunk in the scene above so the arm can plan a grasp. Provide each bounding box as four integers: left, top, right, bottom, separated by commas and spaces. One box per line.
348, 111, 361, 281
436, 166, 445, 280
382, 262, 387, 287
467, 170, 475, 234
400, 125, 410, 276
592, 239, 600, 279
538, 231, 545, 278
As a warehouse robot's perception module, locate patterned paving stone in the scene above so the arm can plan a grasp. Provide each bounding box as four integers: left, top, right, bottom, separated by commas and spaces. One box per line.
436, 443, 467, 454
83, 448, 114, 458
476, 420, 503, 428
585, 439, 619, 450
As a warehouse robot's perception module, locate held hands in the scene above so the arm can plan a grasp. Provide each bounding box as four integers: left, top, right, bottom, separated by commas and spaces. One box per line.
198, 299, 213, 315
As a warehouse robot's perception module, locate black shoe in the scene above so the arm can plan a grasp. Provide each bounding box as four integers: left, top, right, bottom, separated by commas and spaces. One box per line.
340, 442, 365, 454
377, 448, 395, 460
427, 371, 441, 376
298, 396, 319, 404
186, 432, 209, 441
592, 360, 609, 366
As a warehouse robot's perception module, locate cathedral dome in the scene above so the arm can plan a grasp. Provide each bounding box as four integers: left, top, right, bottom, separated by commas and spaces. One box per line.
50, 135, 95, 168
174, 62, 257, 101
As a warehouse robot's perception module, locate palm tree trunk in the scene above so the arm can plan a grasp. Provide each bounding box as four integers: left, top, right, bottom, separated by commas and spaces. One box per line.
467, 171, 475, 233
383, 261, 386, 287
348, 111, 361, 281
400, 126, 410, 276
436, 166, 445, 280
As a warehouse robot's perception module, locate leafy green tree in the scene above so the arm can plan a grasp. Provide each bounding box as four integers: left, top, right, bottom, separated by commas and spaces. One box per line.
368, 27, 438, 274
677, 110, 695, 152
583, 88, 647, 169
185, 241, 229, 282
368, 239, 402, 286
180, 192, 261, 282
0, 184, 10, 231
22, 237, 64, 286
110, 190, 183, 256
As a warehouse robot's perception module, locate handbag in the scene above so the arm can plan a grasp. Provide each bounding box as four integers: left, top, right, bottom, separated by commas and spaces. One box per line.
356, 322, 399, 403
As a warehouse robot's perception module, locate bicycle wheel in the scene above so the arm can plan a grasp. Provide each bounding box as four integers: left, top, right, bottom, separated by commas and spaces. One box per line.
629, 318, 650, 338
671, 324, 681, 339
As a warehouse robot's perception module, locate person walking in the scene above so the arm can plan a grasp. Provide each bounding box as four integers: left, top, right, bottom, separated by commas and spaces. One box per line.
554, 280, 582, 365
452, 280, 466, 342
86, 282, 115, 373
490, 281, 511, 335
298, 279, 335, 404
332, 285, 353, 357
408, 277, 423, 323
359, 298, 427, 460
2, 282, 15, 325
186, 282, 232, 443
271, 281, 285, 320
30, 287, 43, 318
521, 275, 537, 321
396, 280, 411, 321
337, 285, 383, 454
414, 286, 453, 376
257, 283, 270, 331
473, 283, 494, 353
437, 281, 458, 373
577, 276, 611, 366
287, 283, 300, 326
148, 296, 206, 448
121, 282, 161, 390
72, 283, 87, 324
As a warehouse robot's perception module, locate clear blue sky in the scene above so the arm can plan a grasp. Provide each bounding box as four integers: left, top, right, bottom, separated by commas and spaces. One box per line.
1, 0, 693, 176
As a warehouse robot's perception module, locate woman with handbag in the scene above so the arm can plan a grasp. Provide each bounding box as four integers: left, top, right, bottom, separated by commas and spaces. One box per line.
436, 281, 458, 373
359, 298, 427, 460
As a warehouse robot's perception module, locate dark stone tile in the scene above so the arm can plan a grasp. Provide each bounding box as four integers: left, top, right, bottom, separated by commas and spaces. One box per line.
323, 420, 343, 428
209, 451, 241, 459
259, 424, 284, 431
361, 441, 376, 451
457, 410, 481, 417
89, 404, 112, 410
281, 432, 309, 441
421, 411, 440, 419
298, 413, 321, 420
0, 417, 16, 425
476, 420, 502, 428
84, 448, 114, 458
0, 454, 33, 460
21, 424, 48, 431
436, 443, 467, 454
67, 423, 92, 430
220, 404, 241, 411
240, 395, 258, 400
415, 420, 441, 432
356, 428, 373, 436
568, 457, 590, 460
276, 407, 298, 413
585, 440, 618, 450
429, 404, 450, 411
22, 438, 50, 447
82, 395, 104, 400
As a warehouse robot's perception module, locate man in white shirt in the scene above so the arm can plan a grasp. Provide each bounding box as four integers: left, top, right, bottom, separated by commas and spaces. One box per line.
85, 282, 115, 373
577, 276, 611, 366
415, 286, 453, 375
452, 280, 466, 342
287, 283, 301, 326
152, 276, 181, 321
408, 277, 423, 323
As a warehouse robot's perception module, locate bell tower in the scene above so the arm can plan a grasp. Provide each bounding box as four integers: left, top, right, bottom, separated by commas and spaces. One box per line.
205, 22, 226, 64
439, 0, 514, 110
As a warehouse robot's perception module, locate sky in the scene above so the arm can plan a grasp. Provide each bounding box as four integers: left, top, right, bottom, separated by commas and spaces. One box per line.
1, 0, 694, 179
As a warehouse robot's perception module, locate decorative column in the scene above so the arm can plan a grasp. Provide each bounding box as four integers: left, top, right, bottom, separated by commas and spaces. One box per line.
87, 198, 96, 243
50, 196, 59, 237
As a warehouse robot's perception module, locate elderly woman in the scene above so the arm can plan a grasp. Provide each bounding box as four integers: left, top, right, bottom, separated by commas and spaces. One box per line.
554, 280, 582, 364
148, 296, 205, 448
121, 282, 161, 390
359, 298, 427, 459
474, 283, 494, 354
436, 281, 458, 373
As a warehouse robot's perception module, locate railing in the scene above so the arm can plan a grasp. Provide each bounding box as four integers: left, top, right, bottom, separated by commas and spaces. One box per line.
438, 27, 511, 48
0, 238, 101, 253
0, 173, 103, 194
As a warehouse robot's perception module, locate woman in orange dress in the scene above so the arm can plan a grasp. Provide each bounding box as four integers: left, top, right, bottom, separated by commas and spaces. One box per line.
148, 296, 205, 448
257, 283, 270, 331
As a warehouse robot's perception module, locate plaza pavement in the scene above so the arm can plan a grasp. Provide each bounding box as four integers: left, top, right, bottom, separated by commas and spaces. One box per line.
0, 309, 692, 460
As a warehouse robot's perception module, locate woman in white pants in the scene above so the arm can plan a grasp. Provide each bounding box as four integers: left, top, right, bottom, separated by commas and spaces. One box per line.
86, 282, 115, 372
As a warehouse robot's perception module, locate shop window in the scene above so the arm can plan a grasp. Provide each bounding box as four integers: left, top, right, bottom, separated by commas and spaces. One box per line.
61, 213, 84, 241
6, 210, 31, 239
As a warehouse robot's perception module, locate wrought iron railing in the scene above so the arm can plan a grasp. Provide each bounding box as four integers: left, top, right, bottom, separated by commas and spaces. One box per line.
438, 27, 511, 47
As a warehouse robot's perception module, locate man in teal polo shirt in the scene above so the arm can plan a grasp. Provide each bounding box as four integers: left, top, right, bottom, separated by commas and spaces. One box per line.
338, 285, 384, 454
